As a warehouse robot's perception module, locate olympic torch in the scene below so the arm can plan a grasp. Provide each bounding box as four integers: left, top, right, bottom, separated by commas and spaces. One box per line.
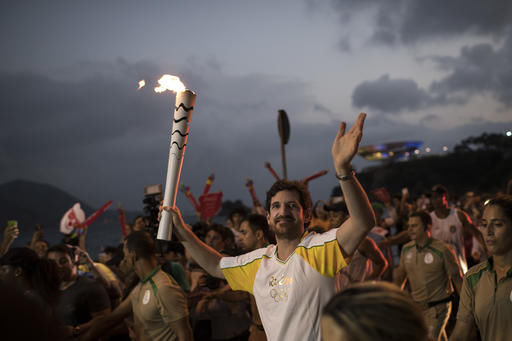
155, 75, 197, 241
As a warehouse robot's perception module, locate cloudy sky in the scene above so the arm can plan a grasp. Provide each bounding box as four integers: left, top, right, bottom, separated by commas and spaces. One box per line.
1, 0, 511, 213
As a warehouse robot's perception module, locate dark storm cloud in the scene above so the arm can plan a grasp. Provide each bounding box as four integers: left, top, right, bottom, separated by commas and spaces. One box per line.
352, 75, 430, 113
352, 36, 512, 113
399, 1, 512, 43
2, 58, 510, 212
329, 0, 512, 45
429, 36, 512, 107
0, 60, 341, 211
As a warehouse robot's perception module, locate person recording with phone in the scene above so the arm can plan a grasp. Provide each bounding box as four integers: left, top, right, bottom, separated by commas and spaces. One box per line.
0, 220, 20, 257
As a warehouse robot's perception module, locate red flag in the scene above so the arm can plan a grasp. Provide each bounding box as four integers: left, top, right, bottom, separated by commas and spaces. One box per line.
83, 200, 114, 227
198, 192, 223, 221
117, 205, 127, 238
264, 162, 281, 181
181, 184, 201, 214
245, 178, 262, 207
301, 170, 328, 184
203, 173, 215, 195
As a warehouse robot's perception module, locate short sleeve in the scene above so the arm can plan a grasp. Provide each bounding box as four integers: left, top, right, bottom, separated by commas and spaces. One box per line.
220, 248, 266, 294
295, 228, 347, 277
456, 276, 475, 324
157, 284, 189, 323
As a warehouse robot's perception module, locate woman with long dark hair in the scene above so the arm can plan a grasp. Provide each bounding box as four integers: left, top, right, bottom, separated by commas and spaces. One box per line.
0, 247, 65, 340
0, 247, 60, 307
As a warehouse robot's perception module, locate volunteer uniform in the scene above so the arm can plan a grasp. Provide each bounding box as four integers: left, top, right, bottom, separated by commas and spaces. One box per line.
220, 228, 346, 341
399, 238, 461, 340
130, 266, 189, 341
457, 258, 512, 341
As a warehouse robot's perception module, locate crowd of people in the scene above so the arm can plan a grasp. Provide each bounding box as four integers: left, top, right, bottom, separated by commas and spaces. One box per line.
1, 113, 511, 341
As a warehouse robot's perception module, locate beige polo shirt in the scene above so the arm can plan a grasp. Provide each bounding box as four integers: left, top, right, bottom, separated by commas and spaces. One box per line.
457, 258, 512, 341
130, 266, 189, 341
399, 238, 461, 304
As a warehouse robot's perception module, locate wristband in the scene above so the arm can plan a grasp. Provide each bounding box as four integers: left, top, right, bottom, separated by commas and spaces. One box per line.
336, 170, 355, 181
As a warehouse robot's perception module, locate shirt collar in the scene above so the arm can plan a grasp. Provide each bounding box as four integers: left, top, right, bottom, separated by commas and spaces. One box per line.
141, 265, 161, 283
486, 257, 512, 277
415, 238, 433, 251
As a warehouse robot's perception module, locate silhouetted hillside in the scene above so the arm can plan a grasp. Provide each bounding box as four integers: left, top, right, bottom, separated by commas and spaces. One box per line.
351, 149, 511, 200
329, 133, 512, 200
0, 180, 95, 230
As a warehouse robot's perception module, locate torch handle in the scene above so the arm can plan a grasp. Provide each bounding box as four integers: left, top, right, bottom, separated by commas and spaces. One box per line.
157, 90, 196, 241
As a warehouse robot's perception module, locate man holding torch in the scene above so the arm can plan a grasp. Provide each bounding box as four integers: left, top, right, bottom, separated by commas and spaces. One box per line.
162, 113, 375, 341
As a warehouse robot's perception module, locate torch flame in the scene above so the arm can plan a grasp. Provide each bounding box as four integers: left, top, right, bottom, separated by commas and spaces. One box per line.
137, 80, 146, 90
154, 74, 186, 93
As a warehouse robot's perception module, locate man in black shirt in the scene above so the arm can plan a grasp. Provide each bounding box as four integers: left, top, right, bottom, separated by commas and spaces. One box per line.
47, 245, 111, 338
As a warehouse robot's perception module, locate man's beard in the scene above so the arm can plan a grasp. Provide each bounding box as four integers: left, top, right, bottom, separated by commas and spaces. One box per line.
270, 216, 303, 240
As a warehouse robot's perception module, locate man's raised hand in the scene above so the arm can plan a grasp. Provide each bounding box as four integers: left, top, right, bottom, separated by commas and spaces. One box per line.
331, 113, 366, 175
159, 205, 186, 232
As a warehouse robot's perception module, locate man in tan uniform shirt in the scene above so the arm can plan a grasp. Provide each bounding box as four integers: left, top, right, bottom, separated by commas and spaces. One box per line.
81, 231, 193, 341
395, 211, 462, 341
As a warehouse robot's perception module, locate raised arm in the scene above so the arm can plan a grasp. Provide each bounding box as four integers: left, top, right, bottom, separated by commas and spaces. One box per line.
358, 237, 388, 280
457, 209, 487, 256
162, 206, 225, 279
0, 224, 19, 257
332, 113, 376, 257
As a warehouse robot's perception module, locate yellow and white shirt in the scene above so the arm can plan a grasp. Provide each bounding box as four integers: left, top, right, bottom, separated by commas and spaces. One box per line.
220, 228, 347, 341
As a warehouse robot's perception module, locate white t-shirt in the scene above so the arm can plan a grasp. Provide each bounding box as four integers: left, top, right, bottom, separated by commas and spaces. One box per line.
220, 228, 347, 341
430, 208, 467, 273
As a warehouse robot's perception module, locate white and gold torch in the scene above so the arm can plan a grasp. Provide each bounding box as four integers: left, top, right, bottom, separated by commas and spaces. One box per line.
154, 75, 196, 240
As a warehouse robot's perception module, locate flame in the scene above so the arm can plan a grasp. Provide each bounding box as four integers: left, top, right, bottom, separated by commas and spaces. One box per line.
137, 79, 146, 90
154, 74, 186, 93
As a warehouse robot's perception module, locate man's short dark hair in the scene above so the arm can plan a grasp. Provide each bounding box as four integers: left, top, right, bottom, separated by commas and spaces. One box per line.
324, 202, 348, 215
207, 224, 234, 244
125, 230, 155, 260
46, 244, 73, 258
164, 241, 186, 257
229, 207, 248, 221
409, 210, 432, 230
432, 184, 449, 198
265, 180, 312, 224
242, 214, 270, 242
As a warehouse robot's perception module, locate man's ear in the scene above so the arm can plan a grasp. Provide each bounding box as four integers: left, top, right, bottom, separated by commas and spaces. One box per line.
255, 229, 263, 241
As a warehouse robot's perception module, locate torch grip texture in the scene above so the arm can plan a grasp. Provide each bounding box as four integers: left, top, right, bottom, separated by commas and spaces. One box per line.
157, 90, 196, 240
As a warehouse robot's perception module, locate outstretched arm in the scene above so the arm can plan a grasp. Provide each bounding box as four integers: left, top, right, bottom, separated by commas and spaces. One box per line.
80, 297, 131, 341
458, 209, 487, 256
332, 113, 376, 257
161, 206, 225, 279
358, 237, 388, 280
